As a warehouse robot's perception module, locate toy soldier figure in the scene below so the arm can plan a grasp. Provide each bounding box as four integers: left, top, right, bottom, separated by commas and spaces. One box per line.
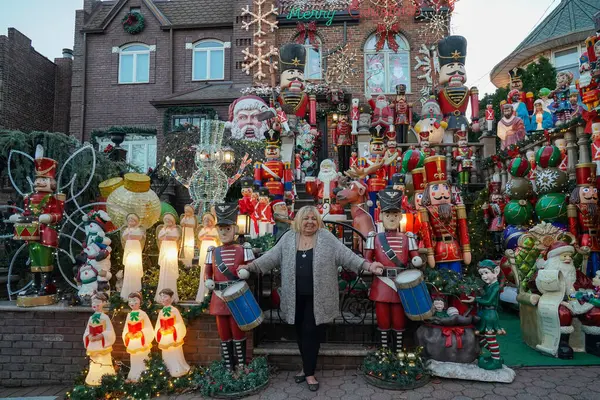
351, 98, 360, 134
334, 115, 353, 172
418, 130, 436, 157
10, 145, 65, 307
254, 128, 293, 200
482, 181, 506, 257
254, 188, 274, 237
508, 68, 534, 114
360, 126, 388, 216
419, 156, 471, 274
365, 188, 422, 351
452, 130, 474, 185
394, 84, 412, 143
384, 130, 401, 184
568, 163, 600, 277
485, 102, 495, 132
205, 203, 255, 370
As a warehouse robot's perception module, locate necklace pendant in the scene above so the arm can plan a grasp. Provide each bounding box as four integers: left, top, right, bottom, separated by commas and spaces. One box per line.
302, 253, 307, 258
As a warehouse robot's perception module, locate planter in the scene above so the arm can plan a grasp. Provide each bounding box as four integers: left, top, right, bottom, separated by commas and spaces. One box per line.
362, 371, 430, 391
209, 379, 269, 399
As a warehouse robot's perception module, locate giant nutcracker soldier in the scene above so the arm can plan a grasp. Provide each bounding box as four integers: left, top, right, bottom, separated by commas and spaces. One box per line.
419, 156, 471, 274
10, 145, 65, 306
254, 128, 293, 200
568, 163, 600, 277
436, 36, 479, 141
365, 188, 422, 351
482, 181, 506, 258
204, 203, 256, 371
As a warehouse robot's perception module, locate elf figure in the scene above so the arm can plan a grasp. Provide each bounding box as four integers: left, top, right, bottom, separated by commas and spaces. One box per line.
205, 203, 255, 370
452, 129, 474, 185
83, 292, 116, 385
122, 292, 153, 382
365, 188, 423, 351
155, 288, 190, 377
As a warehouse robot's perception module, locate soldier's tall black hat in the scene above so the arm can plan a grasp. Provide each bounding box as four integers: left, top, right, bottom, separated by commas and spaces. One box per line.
279, 43, 306, 72
265, 128, 281, 147
214, 203, 238, 226
437, 35, 467, 67
369, 125, 385, 143
378, 188, 403, 213
241, 176, 254, 189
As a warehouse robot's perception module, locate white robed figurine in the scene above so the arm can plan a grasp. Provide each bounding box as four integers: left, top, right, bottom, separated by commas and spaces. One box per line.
195, 212, 219, 302
122, 292, 153, 382
179, 205, 198, 266
155, 288, 190, 378
120, 213, 146, 300
155, 213, 181, 303
83, 293, 116, 386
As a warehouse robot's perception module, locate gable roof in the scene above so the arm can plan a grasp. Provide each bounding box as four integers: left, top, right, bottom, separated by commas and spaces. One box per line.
490, 0, 600, 88
83, 0, 232, 32
150, 82, 246, 107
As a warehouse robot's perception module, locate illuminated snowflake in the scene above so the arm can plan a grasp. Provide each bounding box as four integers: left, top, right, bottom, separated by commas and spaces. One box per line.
325, 44, 358, 86
241, 0, 278, 38
413, 44, 438, 104
242, 40, 279, 81
418, 13, 449, 41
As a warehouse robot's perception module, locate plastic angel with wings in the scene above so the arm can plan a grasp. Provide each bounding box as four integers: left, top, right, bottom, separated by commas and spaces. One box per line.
155, 213, 182, 304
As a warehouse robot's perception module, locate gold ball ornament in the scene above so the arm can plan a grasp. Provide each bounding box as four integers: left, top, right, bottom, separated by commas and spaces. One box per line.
106, 173, 161, 229
98, 177, 124, 198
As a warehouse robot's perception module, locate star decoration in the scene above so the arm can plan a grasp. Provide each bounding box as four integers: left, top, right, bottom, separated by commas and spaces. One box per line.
325, 44, 358, 85
291, 57, 301, 66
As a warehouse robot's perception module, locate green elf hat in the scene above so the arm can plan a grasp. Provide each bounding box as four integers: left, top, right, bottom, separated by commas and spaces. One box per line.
478, 259, 497, 269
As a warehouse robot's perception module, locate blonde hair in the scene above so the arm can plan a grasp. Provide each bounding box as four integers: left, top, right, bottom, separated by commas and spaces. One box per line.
292, 206, 325, 232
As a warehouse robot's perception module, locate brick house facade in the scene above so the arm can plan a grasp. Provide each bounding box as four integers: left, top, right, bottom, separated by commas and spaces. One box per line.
0, 28, 72, 133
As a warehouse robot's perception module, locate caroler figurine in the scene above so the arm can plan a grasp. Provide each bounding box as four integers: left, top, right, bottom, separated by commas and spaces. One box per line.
179, 205, 197, 267
120, 213, 146, 300
365, 188, 423, 351
195, 212, 219, 302
10, 145, 65, 306
155, 213, 181, 303
122, 292, 153, 382
155, 288, 190, 377
204, 203, 257, 371
83, 292, 116, 385
452, 129, 473, 185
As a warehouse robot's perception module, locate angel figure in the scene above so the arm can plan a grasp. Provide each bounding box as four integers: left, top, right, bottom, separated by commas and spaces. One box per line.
179, 205, 198, 267
120, 213, 146, 300
195, 212, 219, 302
122, 292, 153, 382
155, 213, 181, 303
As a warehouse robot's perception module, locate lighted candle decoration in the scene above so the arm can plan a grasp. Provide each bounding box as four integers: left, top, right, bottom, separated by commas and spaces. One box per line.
195, 212, 219, 302
179, 205, 197, 267
119, 213, 146, 300
155, 288, 190, 378
83, 293, 116, 386
400, 213, 407, 233
155, 213, 181, 304
122, 292, 153, 382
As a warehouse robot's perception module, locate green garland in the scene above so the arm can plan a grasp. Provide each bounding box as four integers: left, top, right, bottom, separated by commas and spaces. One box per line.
122, 12, 145, 35
247, 234, 276, 254
467, 188, 497, 267
361, 348, 429, 388
423, 267, 485, 298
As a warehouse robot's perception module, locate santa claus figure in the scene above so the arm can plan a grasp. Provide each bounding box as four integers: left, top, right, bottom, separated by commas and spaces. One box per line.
482, 181, 506, 258
351, 98, 360, 134
368, 94, 394, 132
226, 95, 269, 141
568, 163, 600, 277
365, 189, 423, 350
393, 84, 412, 143
306, 159, 339, 205
497, 104, 526, 150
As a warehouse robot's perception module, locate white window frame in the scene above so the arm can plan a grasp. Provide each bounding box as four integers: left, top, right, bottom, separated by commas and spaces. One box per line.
303, 37, 322, 80
118, 43, 150, 84
98, 135, 157, 172
551, 45, 581, 75
364, 34, 411, 95
171, 114, 206, 131
192, 40, 225, 81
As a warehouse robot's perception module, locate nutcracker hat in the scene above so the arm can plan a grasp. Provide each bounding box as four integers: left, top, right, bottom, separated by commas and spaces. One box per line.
370, 125, 385, 143
214, 203, 239, 226
279, 43, 306, 72
509, 67, 523, 82
545, 241, 575, 260
412, 167, 427, 193
419, 130, 430, 142
437, 35, 467, 67
258, 187, 271, 198
454, 130, 467, 142
423, 155, 448, 185
576, 163, 597, 187
265, 127, 281, 146
395, 84, 407, 95
33, 145, 58, 179
240, 176, 254, 189
378, 188, 403, 213
391, 173, 405, 188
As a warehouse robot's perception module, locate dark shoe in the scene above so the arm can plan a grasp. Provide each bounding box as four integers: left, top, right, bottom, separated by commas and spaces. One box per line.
558, 334, 574, 360
585, 333, 600, 357
294, 374, 306, 383
308, 382, 319, 392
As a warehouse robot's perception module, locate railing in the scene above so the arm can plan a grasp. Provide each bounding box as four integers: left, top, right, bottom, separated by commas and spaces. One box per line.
252, 221, 378, 346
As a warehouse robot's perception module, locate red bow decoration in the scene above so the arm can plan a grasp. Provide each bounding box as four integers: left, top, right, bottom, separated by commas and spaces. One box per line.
442, 327, 465, 348
296, 21, 318, 49
103, 144, 114, 154
543, 129, 551, 145
507, 147, 520, 158
375, 22, 399, 52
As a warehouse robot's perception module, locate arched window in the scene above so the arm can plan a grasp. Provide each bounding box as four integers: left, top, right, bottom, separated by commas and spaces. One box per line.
193, 40, 225, 81
364, 34, 410, 94
119, 44, 150, 84
303, 37, 322, 80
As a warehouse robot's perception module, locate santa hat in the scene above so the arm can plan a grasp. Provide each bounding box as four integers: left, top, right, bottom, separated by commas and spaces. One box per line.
546, 241, 575, 260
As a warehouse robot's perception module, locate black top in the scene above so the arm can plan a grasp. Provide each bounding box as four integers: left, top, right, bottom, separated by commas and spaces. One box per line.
296, 249, 314, 296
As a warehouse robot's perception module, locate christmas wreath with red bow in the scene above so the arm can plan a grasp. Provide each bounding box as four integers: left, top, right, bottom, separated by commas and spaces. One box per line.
122, 12, 145, 35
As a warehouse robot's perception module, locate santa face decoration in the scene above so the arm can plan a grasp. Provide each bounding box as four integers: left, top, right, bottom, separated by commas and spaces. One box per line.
580, 186, 598, 204
439, 62, 466, 86
382, 210, 401, 231
429, 183, 451, 206
230, 97, 269, 141
280, 68, 305, 92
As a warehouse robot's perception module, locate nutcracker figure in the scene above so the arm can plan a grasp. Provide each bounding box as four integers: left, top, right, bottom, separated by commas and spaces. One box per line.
10, 145, 65, 306
349, 150, 358, 169
568, 163, 600, 277
362, 126, 389, 215
83, 293, 116, 385
508, 67, 534, 114
365, 188, 423, 351
418, 130, 436, 157
436, 36, 479, 141
254, 128, 293, 200
239, 176, 257, 216
452, 130, 474, 185
334, 115, 353, 172
485, 102, 495, 132
368, 93, 394, 133
393, 84, 412, 143
592, 123, 600, 189
384, 130, 401, 182
482, 181, 506, 257
351, 98, 360, 134
204, 203, 256, 370
578, 51, 600, 132
155, 288, 190, 377
254, 188, 274, 237
549, 71, 575, 126
408, 167, 427, 241
419, 156, 471, 274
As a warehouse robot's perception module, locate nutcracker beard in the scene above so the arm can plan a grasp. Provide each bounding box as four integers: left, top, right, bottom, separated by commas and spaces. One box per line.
437, 203, 453, 224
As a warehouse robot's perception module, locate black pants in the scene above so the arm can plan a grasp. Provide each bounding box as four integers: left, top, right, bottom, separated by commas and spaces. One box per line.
337, 145, 351, 173
295, 294, 325, 376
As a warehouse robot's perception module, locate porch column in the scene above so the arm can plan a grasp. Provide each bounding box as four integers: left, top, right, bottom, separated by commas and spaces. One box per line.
565, 128, 577, 180
576, 125, 590, 164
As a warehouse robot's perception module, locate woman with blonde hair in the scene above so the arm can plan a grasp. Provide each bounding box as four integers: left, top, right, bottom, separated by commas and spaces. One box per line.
243, 206, 383, 391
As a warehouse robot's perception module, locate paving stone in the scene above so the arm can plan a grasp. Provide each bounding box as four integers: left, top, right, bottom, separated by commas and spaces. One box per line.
532, 379, 556, 389
451, 397, 473, 400
576, 392, 600, 400
430, 389, 455, 400
573, 369, 599, 378
480, 395, 507, 400
555, 385, 583, 395
323, 378, 344, 387
514, 395, 540, 400
414, 384, 435, 393
548, 394, 574, 400
525, 386, 551, 396
324, 388, 345, 398
284, 385, 305, 394
368, 393, 393, 400
339, 382, 360, 392
354, 387, 375, 397
263, 391, 289, 400
441, 382, 465, 392
493, 387, 518, 396
461, 388, 486, 398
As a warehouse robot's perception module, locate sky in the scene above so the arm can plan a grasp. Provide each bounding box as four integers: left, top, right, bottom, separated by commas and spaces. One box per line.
0, 0, 560, 97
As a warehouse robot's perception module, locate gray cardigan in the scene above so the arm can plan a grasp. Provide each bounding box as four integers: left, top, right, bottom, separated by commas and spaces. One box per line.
251, 228, 367, 325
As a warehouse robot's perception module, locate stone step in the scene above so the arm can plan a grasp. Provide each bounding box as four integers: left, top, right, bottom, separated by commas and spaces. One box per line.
253, 342, 372, 357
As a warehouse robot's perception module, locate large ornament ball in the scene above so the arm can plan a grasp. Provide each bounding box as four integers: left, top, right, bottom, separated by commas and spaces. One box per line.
508, 157, 531, 178
160, 202, 179, 223
505, 177, 533, 200
535, 193, 568, 223
503, 225, 527, 250
504, 200, 533, 225
106, 173, 161, 229
535, 167, 567, 196
535, 145, 562, 169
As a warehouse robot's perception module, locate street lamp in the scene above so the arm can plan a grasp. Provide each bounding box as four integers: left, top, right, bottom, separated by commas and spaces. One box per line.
237, 214, 251, 236
222, 147, 235, 164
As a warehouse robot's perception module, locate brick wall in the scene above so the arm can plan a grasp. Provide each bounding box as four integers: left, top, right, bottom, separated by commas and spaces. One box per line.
53, 58, 73, 133
0, 35, 6, 128
0, 307, 252, 387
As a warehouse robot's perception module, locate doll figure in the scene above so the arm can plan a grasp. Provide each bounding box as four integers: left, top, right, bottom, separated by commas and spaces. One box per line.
485, 102, 495, 132
179, 205, 198, 267
120, 213, 146, 301
196, 212, 219, 302
122, 292, 153, 382
155, 288, 190, 377
155, 213, 181, 303
83, 293, 116, 385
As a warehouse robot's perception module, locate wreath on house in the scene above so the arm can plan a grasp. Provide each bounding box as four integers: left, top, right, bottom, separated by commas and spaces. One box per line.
122, 12, 145, 34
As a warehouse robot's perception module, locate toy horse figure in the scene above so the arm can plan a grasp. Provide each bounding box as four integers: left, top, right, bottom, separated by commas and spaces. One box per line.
335, 180, 376, 251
